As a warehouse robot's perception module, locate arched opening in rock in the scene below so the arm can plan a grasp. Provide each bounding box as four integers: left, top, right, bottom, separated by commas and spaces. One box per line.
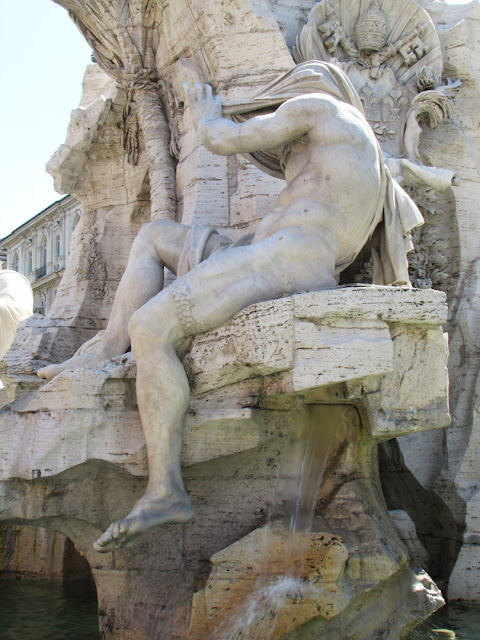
62, 536, 93, 582
0, 525, 99, 637
0, 524, 95, 585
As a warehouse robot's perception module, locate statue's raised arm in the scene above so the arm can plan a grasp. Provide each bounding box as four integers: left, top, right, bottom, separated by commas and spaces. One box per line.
184, 81, 313, 155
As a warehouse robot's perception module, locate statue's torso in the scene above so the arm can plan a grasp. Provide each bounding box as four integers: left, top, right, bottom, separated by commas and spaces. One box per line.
253, 100, 383, 259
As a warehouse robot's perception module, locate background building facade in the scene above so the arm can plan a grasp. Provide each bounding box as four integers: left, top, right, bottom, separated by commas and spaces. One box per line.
0, 196, 81, 314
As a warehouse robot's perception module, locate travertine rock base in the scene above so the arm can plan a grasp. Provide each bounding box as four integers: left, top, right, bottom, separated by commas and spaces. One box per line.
0, 288, 449, 638
381, 1, 480, 601
187, 525, 442, 640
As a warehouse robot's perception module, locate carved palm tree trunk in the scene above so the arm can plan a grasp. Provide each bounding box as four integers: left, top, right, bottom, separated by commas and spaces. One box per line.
52, 0, 177, 221
134, 83, 177, 220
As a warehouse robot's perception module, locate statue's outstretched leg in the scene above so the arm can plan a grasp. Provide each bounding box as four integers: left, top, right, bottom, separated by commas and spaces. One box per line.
93, 227, 337, 552
37, 221, 190, 381
94, 290, 193, 552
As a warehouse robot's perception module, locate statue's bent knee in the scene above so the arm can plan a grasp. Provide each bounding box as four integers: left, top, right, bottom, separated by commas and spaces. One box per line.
135, 221, 158, 246
128, 307, 151, 343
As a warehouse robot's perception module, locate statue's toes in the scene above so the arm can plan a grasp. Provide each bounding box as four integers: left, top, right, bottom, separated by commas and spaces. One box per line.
93, 520, 133, 553
37, 365, 58, 382
112, 520, 130, 542
93, 538, 110, 552
93, 523, 117, 552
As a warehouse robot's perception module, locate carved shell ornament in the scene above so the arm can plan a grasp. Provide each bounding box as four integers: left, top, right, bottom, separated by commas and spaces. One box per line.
294, 0, 460, 191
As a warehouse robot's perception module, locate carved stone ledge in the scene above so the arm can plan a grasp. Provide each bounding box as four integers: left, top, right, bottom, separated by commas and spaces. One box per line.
0, 287, 449, 484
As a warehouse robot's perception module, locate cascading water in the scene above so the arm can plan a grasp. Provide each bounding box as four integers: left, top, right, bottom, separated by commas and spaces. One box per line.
213, 405, 336, 640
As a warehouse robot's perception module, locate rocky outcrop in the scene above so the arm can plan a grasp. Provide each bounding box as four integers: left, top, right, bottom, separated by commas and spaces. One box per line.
377, 1, 480, 601
0, 287, 449, 638
186, 527, 442, 640
0, 64, 150, 395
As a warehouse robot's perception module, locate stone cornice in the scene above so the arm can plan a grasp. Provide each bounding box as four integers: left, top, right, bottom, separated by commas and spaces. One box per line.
0, 196, 80, 248
31, 270, 65, 290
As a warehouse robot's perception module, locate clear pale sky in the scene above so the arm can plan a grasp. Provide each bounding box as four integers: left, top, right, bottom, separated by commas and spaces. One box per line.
0, 0, 91, 239
0, 0, 472, 240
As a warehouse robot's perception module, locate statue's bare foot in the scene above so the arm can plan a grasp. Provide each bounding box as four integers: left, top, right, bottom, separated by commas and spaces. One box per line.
93, 493, 194, 553
37, 343, 120, 382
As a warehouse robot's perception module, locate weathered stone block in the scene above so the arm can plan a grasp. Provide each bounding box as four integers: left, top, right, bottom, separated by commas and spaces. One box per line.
0, 287, 450, 484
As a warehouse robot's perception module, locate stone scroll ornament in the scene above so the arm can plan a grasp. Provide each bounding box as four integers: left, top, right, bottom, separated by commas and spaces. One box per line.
293, 0, 460, 192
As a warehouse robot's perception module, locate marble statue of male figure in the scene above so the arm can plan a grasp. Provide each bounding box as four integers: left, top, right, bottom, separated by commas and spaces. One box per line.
37, 62, 423, 552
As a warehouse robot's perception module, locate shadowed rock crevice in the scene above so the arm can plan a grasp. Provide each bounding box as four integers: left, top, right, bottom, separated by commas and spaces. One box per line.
379, 439, 464, 585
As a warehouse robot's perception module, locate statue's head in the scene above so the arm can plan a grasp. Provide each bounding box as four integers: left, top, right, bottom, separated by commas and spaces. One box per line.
354, 1, 388, 54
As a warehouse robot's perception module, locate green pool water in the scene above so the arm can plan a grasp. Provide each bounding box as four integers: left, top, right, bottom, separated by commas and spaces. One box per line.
0, 578, 101, 640
408, 602, 480, 640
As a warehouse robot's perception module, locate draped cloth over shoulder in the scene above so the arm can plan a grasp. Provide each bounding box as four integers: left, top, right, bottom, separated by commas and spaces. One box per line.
222, 61, 424, 286
223, 61, 364, 179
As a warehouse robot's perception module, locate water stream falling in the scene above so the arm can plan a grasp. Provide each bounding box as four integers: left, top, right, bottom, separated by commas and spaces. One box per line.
213, 405, 336, 640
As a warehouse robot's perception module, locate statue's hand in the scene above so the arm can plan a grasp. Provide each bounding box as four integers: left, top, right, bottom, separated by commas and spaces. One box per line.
183, 82, 223, 130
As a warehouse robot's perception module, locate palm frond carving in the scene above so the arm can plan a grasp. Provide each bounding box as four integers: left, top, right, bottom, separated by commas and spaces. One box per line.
54, 0, 177, 220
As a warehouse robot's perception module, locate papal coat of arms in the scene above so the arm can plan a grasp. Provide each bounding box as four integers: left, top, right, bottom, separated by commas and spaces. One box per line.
293, 0, 459, 191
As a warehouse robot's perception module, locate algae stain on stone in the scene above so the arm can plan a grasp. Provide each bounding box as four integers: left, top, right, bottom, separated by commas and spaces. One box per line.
14, 527, 21, 580
50, 531, 57, 573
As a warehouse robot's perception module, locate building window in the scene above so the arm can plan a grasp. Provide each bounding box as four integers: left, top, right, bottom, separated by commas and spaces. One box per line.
28, 251, 33, 274
39, 236, 47, 267
55, 235, 61, 260
12, 253, 19, 272
36, 236, 47, 280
